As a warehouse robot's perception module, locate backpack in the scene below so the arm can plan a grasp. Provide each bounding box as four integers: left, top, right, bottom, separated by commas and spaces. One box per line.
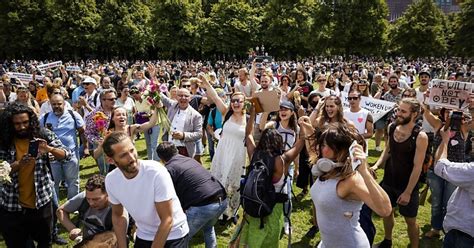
43, 109, 79, 130
240, 151, 287, 228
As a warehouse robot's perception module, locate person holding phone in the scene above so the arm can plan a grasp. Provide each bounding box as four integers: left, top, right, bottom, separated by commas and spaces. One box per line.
0, 102, 71, 247
302, 121, 391, 248
421, 105, 470, 239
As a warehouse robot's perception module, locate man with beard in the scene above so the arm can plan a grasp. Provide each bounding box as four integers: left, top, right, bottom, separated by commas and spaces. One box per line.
372, 98, 428, 248
0, 102, 71, 247
103, 132, 189, 248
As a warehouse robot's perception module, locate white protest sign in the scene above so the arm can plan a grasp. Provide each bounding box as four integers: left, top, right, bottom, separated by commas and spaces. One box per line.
428, 79, 472, 110
66, 66, 81, 72
340, 92, 396, 122
7, 72, 44, 83
37, 61, 62, 71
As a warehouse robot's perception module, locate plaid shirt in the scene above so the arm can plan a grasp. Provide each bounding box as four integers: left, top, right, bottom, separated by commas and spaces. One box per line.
0, 128, 71, 211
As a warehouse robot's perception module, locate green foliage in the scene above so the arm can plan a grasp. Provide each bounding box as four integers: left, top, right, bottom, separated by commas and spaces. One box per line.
261, 0, 314, 59
150, 0, 204, 59
96, 0, 153, 58
453, 0, 474, 57
0, 0, 468, 59
200, 1, 261, 57
44, 0, 101, 59
389, 0, 448, 58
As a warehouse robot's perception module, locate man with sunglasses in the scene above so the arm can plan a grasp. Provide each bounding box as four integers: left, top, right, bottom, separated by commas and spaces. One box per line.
78, 76, 100, 117
85, 88, 117, 175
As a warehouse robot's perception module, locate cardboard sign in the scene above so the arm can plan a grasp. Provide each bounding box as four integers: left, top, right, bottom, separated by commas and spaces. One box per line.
251, 90, 280, 113
428, 79, 472, 110
37, 61, 62, 71
340, 92, 396, 122
7, 72, 44, 83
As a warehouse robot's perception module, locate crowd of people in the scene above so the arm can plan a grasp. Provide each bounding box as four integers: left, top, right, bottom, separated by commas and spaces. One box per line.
0, 57, 473, 248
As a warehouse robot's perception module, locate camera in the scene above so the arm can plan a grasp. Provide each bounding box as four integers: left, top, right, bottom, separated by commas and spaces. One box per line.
449, 111, 463, 132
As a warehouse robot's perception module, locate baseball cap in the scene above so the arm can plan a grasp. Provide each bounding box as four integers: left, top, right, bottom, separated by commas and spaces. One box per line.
419, 69, 431, 78
280, 100, 294, 111
82, 76, 96, 85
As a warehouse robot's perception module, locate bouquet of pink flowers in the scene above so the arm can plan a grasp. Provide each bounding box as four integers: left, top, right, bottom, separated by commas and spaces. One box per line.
93, 111, 109, 138
142, 81, 171, 131
0, 160, 12, 184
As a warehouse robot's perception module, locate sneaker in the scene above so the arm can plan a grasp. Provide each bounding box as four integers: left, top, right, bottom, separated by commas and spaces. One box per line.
284, 222, 291, 235
304, 225, 319, 238
375, 146, 382, 152
374, 239, 392, 248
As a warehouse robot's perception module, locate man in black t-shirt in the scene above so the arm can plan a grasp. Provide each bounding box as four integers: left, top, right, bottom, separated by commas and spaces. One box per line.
372, 98, 428, 248
156, 142, 228, 248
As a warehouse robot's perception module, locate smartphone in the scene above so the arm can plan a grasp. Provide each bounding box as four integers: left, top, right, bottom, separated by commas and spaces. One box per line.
28, 140, 39, 157
255, 57, 264, 63
349, 141, 361, 171
450, 111, 463, 132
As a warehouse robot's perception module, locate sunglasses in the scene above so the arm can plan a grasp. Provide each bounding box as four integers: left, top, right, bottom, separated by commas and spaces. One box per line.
104, 98, 117, 101
82, 83, 91, 86
231, 99, 244, 104
403, 94, 414, 97
130, 90, 139, 94
348, 97, 359, 101
181, 84, 191, 88
317, 79, 327, 82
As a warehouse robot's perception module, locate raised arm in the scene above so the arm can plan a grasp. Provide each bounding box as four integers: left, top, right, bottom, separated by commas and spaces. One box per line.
198, 74, 228, 114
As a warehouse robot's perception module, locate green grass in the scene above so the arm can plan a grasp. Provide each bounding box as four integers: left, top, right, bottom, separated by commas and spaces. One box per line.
0, 137, 443, 248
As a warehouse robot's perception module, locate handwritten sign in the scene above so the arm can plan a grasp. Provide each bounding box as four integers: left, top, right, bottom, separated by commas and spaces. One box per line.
7, 72, 44, 83
37, 61, 62, 71
340, 92, 396, 122
428, 79, 472, 110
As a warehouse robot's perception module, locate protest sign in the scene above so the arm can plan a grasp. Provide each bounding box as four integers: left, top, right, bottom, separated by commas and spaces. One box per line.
340, 92, 395, 122
37, 61, 62, 71
66, 66, 81, 72
428, 79, 472, 110
7, 72, 44, 83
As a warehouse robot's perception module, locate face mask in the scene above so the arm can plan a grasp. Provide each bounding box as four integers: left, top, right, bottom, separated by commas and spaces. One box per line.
311, 158, 344, 177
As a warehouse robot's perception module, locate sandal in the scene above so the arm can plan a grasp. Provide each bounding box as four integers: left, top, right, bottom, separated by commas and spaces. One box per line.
424, 229, 441, 238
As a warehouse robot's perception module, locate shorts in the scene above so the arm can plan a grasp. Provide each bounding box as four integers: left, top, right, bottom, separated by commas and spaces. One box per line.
381, 184, 419, 218
194, 140, 204, 156
374, 114, 388, 129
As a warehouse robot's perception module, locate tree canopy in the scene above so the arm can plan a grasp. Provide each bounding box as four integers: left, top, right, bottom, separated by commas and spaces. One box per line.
0, 0, 470, 59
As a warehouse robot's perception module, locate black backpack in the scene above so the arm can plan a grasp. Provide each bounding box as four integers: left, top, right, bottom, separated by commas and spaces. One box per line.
241, 151, 287, 228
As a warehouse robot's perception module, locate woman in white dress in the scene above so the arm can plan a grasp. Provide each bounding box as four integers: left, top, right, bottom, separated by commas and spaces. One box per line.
199, 74, 247, 220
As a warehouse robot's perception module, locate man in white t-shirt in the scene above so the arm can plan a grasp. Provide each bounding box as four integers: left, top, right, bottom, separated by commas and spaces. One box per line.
103, 132, 189, 248
343, 91, 374, 141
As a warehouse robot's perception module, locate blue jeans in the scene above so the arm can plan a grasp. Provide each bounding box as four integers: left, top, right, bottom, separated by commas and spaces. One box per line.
186, 198, 228, 248
206, 131, 215, 160
444, 229, 474, 248
427, 169, 457, 230
93, 143, 109, 176
51, 155, 80, 200
145, 125, 160, 161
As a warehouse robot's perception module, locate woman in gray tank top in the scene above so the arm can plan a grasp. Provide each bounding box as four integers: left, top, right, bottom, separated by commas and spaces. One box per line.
299, 121, 392, 248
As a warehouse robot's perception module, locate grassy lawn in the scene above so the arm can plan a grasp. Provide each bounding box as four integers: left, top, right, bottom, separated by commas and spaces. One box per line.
1, 137, 443, 247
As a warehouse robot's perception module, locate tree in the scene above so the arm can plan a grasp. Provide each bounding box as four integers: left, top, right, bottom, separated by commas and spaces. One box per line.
0, 0, 51, 58
453, 0, 474, 57
312, 0, 389, 56
261, 0, 314, 58
389, 0, 448, 58
151, 0, 204, 59
200, 1, 261, 58
96, 0, 153, 58
44, 0, 101, 59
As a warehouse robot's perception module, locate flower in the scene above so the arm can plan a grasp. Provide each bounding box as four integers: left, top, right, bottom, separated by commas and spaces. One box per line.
93, 111, 109, 137
142, 80, 171, 131
159, 83, 168, 93
0, 160, 12, 184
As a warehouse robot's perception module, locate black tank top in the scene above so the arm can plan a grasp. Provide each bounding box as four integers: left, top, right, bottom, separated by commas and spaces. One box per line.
383, 124, 420, 191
